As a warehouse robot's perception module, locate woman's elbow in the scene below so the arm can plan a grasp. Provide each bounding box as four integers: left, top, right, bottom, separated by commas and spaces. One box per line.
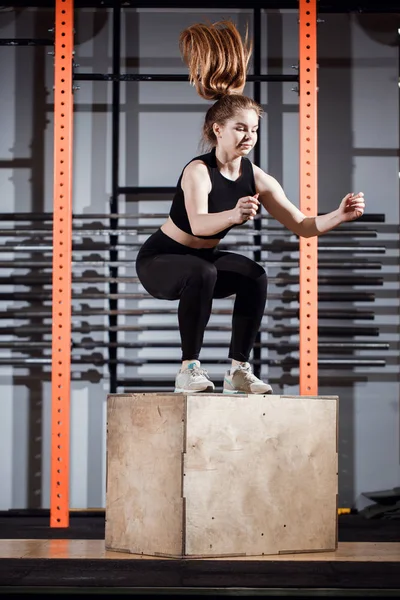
190, 221, 203, 236
288, 223, 309, 238
294, 217, 314, 238
189, 214, 210, 237
298, 229, 313, 239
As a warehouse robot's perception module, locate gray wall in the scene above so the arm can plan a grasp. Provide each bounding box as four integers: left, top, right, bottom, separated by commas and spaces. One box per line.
0, 7, 399, 511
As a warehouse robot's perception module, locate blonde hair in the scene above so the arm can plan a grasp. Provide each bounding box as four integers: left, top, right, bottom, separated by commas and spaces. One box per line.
179, 20, 263, 147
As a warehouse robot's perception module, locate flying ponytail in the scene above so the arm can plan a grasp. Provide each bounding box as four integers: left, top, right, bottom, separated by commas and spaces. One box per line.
179, 20, 252, 101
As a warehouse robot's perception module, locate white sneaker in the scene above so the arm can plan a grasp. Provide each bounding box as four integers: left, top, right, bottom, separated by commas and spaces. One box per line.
223, 362, 273, 395
174, 362, 215, 393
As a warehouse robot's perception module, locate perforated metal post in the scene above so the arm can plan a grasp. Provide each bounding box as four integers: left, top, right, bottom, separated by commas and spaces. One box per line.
299, 0, 318, 395
50, 0, 74, 527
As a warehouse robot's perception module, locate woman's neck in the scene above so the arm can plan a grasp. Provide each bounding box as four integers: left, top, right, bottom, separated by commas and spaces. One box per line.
214, 147, 242, 179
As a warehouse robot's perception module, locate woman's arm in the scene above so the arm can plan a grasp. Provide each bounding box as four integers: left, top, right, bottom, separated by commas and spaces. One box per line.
253, 164, 365, 238
182, 161, 259, 236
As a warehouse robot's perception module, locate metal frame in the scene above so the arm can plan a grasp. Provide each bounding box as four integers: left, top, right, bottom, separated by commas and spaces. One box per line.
47, 1, 316, 524
51, 0, 74, 527
0, 0, 396, 9
0, 0, 395, 526
299, 0, 318, 395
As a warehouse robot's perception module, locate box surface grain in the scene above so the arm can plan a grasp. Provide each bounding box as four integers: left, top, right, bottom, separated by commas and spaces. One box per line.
105, 393, 338, 558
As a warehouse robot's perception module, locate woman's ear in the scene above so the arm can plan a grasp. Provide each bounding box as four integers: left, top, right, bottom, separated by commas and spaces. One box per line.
213, 123, 221, 138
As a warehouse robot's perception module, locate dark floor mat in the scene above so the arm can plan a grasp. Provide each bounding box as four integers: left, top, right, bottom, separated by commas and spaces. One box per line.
1, 556, 399, 592
338, 512, 400, 542
0, 511, 105, 540
0, 511, 399, 542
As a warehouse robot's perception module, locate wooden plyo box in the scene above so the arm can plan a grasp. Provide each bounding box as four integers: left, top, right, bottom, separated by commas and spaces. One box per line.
105, 393, 338, 558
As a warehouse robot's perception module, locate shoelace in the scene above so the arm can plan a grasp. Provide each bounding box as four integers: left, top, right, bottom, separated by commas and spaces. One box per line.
235, 364, 260, 383
185, 366, 209, 379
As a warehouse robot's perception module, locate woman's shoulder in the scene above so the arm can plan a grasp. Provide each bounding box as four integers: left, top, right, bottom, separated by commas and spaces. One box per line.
249, 161, 273, 181
182, 150, 213, 176
182, 159, 211, 185
249, 161, 282, 192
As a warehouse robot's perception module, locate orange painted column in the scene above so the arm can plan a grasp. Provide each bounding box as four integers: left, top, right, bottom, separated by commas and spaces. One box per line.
299, 0, 318, 395
50, 0, 74, 527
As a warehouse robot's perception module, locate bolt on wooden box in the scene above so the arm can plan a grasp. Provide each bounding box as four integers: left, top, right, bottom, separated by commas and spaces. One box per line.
105, 393, 338, 558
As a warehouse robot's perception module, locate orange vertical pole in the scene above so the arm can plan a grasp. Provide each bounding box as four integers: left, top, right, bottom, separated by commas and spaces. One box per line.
299, 0, 318, 395
50, 0, 74, 527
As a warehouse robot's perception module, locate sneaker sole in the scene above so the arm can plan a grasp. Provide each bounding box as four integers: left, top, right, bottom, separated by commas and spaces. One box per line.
174, 385, 215, 394
223, 388, 273, 395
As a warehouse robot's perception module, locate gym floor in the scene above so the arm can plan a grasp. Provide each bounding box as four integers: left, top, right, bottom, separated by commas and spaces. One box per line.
0, 510, 399, 598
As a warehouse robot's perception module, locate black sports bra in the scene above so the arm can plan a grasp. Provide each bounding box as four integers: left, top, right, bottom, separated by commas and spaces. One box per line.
168, 147, 257, 240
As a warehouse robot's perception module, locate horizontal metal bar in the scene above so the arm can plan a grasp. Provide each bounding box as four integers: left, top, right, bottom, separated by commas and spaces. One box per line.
317, 342, 390, 349
0, 231, 389, 251
0, 251, 385, 269
0, 211, 387, 224
0, 219, 386, 231
3, 243, 386, 258
0, 313, 381, 335
0, 341, 390, 351
88, 342, 380, 351
0, 308, 376, 320
0, 238, 386, 250
0, 229, 380, 239
0, 229, 142, 236
0, 283, 376, 304
275, 276, 384, 285
1, 0, 397, 11
0, 273, 385, 287
74, 72, 299, 83
0, 257, 388, 276
0, 38, 54, 46
0, 212, 153, 221
0, 236, 385, 248
0, 357, 386, 367
0, 213, 124, 221
0, 320, 379, 335
0, 227, 381, 237
117, 358, 389, 367
122, 186, 174, 194
0, 294, 379, 318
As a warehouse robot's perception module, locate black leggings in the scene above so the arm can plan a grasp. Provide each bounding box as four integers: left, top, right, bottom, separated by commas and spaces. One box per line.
136, 229, 267, 362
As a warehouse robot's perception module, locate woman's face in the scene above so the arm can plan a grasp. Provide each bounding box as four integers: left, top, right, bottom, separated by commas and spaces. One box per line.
214, 108, 259, 156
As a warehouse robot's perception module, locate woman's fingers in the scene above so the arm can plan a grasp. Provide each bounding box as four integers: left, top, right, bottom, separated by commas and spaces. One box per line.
240, 209, 258, 220
241, 195, 260, 205
346, 191, 365, 213
347, 192, 364, 204
236, 195, 261, 222
347, 201, 365, 211
345, 192, 365, 219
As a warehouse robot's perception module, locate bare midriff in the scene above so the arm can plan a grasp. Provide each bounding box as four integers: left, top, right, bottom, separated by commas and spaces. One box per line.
160, 217, 220, 249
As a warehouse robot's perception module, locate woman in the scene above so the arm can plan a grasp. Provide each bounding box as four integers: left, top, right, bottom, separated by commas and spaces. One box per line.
136, 20, 365, 395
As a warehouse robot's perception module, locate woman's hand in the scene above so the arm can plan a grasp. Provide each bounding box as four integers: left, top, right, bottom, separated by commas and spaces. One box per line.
230, 194, 260, 225
338, 192, 365, 222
